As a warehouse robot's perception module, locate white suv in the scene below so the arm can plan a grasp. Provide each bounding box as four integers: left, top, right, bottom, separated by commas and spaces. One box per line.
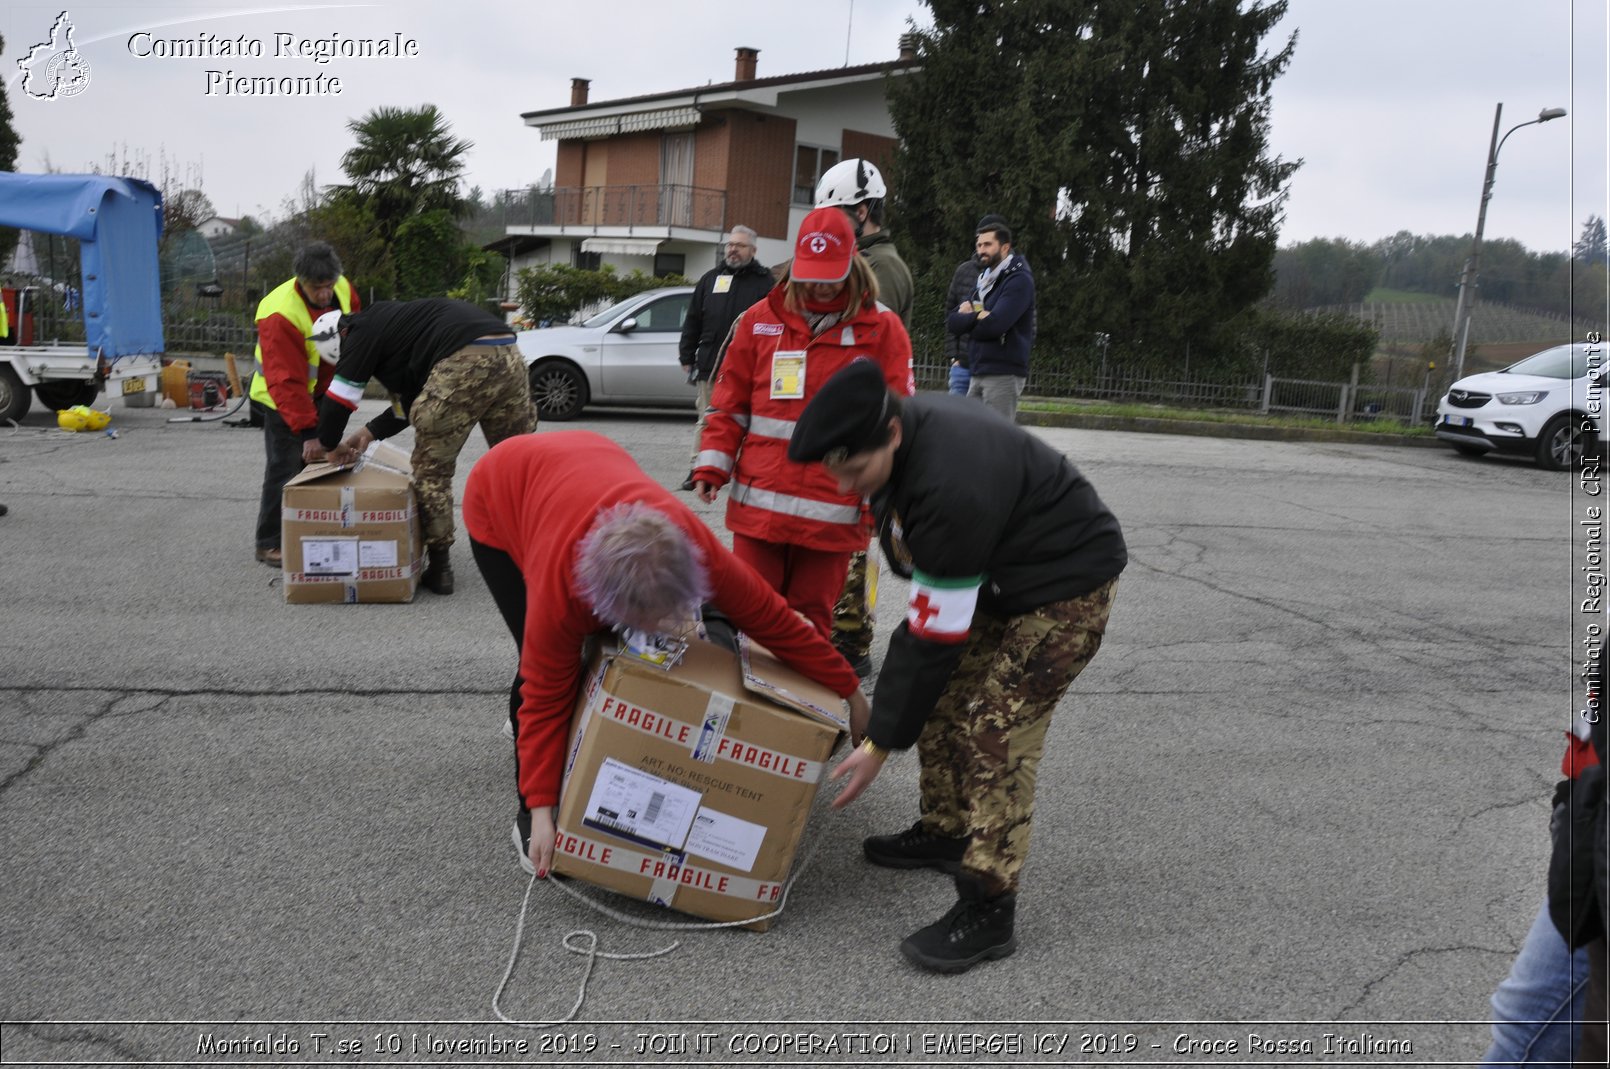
1435, 342, 1605, 470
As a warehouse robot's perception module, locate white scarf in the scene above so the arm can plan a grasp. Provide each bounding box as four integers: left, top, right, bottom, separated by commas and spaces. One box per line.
975, 253, 1013, 303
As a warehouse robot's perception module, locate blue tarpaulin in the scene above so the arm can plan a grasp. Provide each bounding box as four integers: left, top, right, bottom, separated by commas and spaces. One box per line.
0, 173, 165, 359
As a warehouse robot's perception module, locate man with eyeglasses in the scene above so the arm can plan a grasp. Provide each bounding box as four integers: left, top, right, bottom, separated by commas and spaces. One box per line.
678, 225, 774, 490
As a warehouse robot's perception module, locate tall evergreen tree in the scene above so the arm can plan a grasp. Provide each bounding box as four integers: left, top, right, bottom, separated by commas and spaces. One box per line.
890, 0, 1298, 374
1576, 215, 1608, 267
0, 33, 23, 268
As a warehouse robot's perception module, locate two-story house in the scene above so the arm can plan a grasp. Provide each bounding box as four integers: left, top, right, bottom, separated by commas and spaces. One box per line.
196, 216, 241, 240
495, 39, 917, 296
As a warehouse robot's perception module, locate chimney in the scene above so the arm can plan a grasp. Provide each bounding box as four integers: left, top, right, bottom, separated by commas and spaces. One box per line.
898, 33, 918, 62
570, 78, 590, 106
734, 47, 758, 82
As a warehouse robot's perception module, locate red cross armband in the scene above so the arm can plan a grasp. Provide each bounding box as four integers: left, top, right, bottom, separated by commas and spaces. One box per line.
907, 570, 982, 645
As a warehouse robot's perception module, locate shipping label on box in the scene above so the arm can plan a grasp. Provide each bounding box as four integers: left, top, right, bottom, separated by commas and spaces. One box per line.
280, 441, 423, 604
553, 637, 846, 930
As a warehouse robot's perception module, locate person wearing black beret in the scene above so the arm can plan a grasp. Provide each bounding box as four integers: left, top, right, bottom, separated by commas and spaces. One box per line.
790, 359, 1126, 974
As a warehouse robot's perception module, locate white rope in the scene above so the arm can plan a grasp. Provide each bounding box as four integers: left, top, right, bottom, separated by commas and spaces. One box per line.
491, 803, 834, 1027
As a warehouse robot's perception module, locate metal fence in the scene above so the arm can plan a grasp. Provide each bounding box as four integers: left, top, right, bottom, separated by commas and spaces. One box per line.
913, 359, 1427, 425
1261, 374, 1427, 424
492, 184, 729, 231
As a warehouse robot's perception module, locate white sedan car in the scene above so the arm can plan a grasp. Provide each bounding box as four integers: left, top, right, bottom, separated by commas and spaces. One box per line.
516, 286, 698, 421
1435, 342, 1606, 470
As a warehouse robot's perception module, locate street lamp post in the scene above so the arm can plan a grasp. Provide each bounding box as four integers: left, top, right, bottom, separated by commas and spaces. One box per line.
1447, 103, 1567, 385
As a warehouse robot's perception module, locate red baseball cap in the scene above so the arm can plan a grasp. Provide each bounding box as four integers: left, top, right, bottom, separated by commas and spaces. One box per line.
791, 206, 857, 284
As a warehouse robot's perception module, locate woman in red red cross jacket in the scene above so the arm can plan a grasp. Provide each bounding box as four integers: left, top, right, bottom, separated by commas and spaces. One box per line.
691, 206, 914, 636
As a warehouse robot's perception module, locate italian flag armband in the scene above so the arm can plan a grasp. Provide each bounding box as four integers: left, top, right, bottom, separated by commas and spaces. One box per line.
326, 375, 366, 411
907, 570, 982, 644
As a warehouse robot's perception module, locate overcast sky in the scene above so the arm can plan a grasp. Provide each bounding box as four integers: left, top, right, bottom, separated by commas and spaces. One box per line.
3, 0, 1605, 255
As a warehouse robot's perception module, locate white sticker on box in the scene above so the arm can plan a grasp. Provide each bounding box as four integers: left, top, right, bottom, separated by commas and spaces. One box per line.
691, 692, 734, 763
301, 537, 359, 576
684, 805, 767, 873
581, 758, 699, 852
359, 540, 399, 568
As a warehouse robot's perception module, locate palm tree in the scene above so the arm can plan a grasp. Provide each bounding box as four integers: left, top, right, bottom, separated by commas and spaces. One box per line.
332, 104, 473, 244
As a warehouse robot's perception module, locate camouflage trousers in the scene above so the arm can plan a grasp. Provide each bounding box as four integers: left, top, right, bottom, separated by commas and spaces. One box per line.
916, 575, 1119, 896
831, 548, 878, 657
410, 343, 536, 549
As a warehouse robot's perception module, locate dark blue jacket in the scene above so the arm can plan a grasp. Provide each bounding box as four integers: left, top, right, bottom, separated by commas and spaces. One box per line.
946, 254, 1035, 378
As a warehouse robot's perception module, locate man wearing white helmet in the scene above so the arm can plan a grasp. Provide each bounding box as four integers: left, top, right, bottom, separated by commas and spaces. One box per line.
812, 157, 915, 680
814, 158, 913, 329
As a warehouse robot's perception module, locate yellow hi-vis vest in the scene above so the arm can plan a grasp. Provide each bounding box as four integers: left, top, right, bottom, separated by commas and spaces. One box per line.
249, 276, 355, 410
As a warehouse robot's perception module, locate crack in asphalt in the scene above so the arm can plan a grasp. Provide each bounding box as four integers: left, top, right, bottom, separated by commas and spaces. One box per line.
1127, 544, 1549, 674
0, 691, 123, 799
0, 686, 503, 799
1127, 551, 1415, 652
2, 1022, 153, 1064
1449, 783, 1556, 841
1336, 944, 1513, 1019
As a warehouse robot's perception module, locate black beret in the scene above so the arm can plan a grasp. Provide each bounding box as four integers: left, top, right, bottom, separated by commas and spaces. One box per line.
977, 212, 1009, 231
788, 359, 892, 464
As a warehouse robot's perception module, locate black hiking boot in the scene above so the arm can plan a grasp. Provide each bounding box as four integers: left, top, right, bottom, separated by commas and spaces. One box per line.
422, 547, 455, 595
863, 820, 966, 874
899, 873, 1018, 974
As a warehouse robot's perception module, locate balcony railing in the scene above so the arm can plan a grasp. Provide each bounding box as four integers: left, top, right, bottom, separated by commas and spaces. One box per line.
497, 185, 727, 232
494, 188, 556, 228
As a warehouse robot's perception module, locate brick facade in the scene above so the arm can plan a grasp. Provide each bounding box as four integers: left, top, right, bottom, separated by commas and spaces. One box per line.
555, 142, 584, 190
603, 132, 662, 187
840, 129, 897, 177
716, 110, 797, 242
537, 68, 902, 249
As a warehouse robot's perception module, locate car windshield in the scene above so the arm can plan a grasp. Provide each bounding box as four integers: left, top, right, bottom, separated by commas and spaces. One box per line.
579, 295, 653, 330
1502, 345, 1589, 380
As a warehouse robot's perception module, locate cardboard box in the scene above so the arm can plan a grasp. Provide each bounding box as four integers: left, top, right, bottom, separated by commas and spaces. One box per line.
281, 442, 423, 604
554, 635, 849, 931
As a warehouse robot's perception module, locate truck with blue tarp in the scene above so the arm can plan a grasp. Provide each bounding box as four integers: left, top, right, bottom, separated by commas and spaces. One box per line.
0, 173, 166, 422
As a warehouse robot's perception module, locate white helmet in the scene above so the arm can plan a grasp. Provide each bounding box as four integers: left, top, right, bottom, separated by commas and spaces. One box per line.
814, 158, 887, 208
309, 310, 343, 364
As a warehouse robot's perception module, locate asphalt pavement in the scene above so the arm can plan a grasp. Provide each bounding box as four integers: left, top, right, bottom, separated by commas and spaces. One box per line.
0, 394, 1587, 1066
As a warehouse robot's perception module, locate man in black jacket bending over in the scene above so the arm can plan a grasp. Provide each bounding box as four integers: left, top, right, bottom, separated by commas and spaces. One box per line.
789, 359, 1126, 974
677, 225, 773, 490
313, 298, 536, 595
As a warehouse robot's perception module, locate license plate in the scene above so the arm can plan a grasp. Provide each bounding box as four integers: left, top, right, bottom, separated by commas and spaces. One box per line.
1443, 415, 1471, 428
121, 376, 147, 396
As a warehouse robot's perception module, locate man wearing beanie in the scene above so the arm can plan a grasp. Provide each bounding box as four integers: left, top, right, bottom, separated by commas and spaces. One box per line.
943, 213, 1008, 396
789, 360, 1125, 974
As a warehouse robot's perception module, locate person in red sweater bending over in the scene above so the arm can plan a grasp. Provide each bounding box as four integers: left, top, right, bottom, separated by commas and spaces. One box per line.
464, 431, 870, 878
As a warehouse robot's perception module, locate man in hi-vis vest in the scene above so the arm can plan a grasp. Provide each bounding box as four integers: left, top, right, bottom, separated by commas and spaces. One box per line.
250, 242, 358, 566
